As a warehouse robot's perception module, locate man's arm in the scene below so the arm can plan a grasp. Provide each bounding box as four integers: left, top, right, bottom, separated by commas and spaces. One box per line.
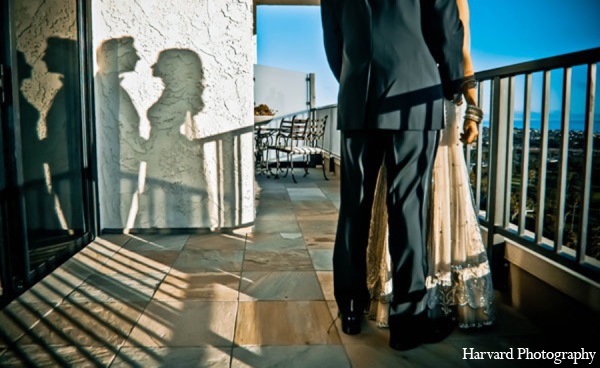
421, 0, 464, 101
321, 0, 343, 82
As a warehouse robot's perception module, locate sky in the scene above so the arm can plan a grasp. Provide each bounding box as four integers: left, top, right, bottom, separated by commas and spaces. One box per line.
256, 0, 600, 109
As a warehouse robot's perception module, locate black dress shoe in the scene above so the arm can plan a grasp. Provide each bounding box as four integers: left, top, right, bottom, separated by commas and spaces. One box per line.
339, 312, 362, 335
389, 314, 454, 351
423, 317, 454, 344
389, 333, 422, 351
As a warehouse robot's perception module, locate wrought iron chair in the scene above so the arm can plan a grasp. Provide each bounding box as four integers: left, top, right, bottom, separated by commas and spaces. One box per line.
271, 115, 329, 183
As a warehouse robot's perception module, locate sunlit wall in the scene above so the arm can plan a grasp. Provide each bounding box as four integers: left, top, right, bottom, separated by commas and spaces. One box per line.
92, 0, 256, 230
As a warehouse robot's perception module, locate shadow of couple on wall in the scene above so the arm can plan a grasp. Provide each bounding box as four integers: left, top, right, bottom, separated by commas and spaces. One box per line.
96, 37, 247, 231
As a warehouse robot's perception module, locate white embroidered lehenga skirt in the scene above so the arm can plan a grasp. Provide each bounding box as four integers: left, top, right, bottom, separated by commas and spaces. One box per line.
367, 101, 495, 329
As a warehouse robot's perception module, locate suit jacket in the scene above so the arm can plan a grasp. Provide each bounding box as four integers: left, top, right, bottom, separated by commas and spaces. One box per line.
321, 0, 464, 131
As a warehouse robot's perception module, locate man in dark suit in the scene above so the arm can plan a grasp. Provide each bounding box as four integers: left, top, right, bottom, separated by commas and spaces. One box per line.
321, 0, 464, 350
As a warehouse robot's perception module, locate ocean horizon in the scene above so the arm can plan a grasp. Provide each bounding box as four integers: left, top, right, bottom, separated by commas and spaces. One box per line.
481, 116, 600, 133
515, 119, 599, 132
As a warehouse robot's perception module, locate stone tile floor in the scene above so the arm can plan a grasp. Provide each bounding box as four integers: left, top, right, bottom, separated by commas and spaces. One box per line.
0, 170, 593, 367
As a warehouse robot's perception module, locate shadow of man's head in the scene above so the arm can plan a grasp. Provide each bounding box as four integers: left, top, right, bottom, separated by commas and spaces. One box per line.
97, 36, 140, 75
43, 37, 77, 76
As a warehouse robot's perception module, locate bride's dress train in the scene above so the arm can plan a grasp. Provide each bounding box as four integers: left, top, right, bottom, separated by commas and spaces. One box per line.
367, 101, 495, 328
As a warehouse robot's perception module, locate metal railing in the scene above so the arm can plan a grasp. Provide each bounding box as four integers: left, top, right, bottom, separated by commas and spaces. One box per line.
313, 48, 600, 282
313, 104, 339, 158
472, 48, 600, 281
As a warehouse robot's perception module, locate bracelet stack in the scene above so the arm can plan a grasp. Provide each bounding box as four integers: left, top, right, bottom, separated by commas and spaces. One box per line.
461, 78, 478, 92
464, 104, 484, 124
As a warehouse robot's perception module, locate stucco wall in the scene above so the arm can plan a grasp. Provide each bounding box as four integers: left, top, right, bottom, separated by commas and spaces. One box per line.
92, 0, 255, 230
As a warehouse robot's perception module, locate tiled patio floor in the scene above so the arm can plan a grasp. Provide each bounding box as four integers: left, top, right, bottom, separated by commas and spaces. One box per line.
0, 170, 589, 367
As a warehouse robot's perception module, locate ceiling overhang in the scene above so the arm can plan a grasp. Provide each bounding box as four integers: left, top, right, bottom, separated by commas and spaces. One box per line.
253, 0, 321, 34
255, 0, 320, 5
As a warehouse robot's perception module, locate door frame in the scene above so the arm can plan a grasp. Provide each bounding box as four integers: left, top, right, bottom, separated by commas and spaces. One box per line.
0, 0, 98, 307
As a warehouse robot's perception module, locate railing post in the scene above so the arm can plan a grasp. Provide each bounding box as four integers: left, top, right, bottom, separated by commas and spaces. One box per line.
475, 83, 484, 211
578, 63, 596, 264
307, 73, 316, 111
518, 74, 532, 236
504, 76, 516, 227
555, 67, 571, 253
487, 77, 510, 262
535, 71, 551, 246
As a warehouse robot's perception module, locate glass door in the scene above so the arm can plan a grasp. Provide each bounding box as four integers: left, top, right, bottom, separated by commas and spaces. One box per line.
17, 4, 87, 268
0, 63, 6, 298
0, 0, 95, 304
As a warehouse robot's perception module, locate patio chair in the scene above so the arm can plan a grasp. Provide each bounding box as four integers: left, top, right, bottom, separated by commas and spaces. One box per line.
271, 115, 329, 183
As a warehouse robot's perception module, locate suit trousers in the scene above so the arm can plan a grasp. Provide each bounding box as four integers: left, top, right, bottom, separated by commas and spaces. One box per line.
333, 129, 439, 323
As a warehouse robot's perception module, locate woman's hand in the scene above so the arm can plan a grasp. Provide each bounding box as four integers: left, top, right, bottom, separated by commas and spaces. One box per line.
460, 119, 478, 144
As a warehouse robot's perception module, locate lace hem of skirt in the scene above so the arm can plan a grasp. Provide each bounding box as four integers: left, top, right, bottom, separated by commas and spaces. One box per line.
425, 262, 495, 326
458, 319, 495, 329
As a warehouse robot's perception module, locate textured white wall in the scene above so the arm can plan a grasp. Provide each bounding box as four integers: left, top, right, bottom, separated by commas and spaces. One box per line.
93, 0, 255, 230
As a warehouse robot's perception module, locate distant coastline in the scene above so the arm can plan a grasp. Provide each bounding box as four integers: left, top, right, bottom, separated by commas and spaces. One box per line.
512, 119, 600, 132
481, 117, 600, 133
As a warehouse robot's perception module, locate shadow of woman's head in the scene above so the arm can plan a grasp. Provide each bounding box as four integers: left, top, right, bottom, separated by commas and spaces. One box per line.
97, 37, 140, 74
151, 49, 205, 116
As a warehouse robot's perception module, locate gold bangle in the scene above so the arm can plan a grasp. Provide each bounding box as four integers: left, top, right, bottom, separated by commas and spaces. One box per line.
466, 105, 484, 118
464, 114, 481, 123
